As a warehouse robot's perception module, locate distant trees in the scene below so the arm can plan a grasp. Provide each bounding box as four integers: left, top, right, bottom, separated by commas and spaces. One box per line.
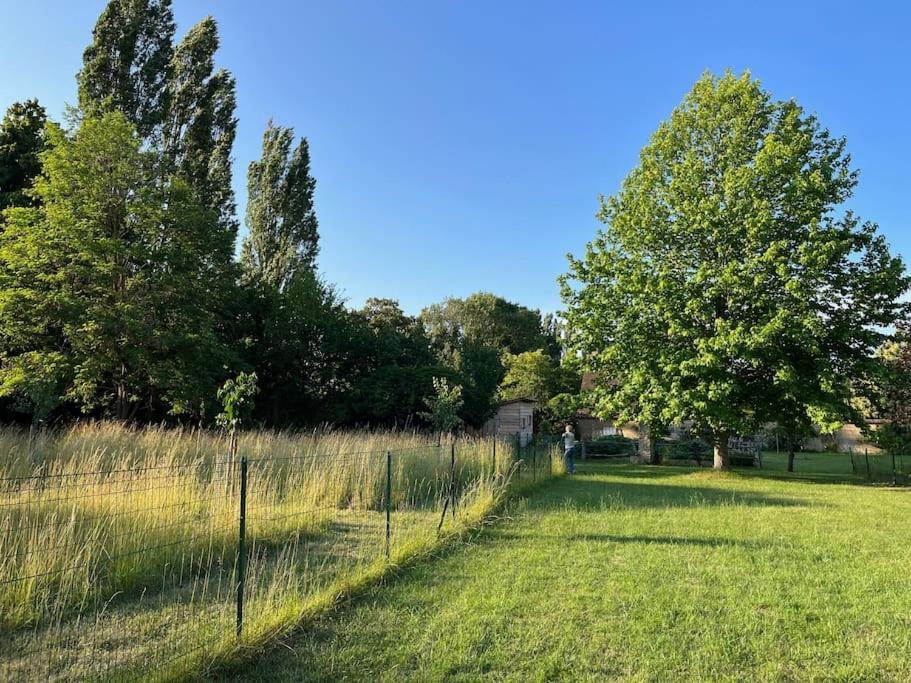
872, 328, 911, 449
499, 350, 578, 405
562, 71, 908, 469
420, 293, 562, 426
421, 292, 557, 358
0, 100, 48, 214
0, 0, 571, 432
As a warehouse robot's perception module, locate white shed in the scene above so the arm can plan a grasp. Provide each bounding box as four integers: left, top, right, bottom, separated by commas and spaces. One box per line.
482, 398, 536, 446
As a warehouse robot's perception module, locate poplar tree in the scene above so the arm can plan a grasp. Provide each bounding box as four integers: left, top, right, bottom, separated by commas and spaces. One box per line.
77, 0, 174, 141
163, 17, 238, 236
241, 121, 319, 290
561, 71, 908, 469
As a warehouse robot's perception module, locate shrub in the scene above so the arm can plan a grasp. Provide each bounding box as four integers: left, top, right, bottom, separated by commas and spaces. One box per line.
586, 434, 636, 456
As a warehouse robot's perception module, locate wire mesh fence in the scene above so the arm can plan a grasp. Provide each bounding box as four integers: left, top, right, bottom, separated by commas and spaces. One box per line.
578, 433, 911, 485
0, 434, 561, 681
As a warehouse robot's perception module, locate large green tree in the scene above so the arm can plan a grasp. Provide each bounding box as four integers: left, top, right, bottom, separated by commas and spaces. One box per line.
344, 298, 446, 426
77, 0, 175, 141
0, 100, 48, 214
421, 292, 555, 358
241, 121, 319, 291
0, 112, 233, 421
162, 17, 238, 235
499, 349, 579, 405
561, 71, 908, 469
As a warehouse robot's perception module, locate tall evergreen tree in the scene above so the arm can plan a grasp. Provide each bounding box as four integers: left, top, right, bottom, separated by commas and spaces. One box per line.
77, 0, 175, 141
0, 100, 48, 213
241, 121, 319, 291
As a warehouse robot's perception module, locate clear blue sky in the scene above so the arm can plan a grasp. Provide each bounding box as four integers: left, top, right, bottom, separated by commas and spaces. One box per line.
2, 1, 909, 315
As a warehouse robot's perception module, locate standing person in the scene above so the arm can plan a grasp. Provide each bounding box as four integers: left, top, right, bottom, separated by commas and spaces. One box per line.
561, 424, 577, 474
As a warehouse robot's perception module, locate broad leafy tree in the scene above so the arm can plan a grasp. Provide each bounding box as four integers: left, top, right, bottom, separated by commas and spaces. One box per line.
0, 100, 48, 214
421, 292, 555, 358
0, 112, 233, 421
561, 71, 908, 468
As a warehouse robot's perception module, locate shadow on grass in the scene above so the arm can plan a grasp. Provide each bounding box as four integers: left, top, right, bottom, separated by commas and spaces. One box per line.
580, 458, 874, 488
529, 474, 813, 511
568, 532, 770, 549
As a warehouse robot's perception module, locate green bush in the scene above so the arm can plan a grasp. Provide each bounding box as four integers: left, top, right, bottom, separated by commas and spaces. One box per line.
586, 434, 636, 455
658, 437, 712, 461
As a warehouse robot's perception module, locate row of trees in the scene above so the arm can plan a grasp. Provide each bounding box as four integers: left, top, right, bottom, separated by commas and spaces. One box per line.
562, 71, 910, 469
0, 0, 572, 431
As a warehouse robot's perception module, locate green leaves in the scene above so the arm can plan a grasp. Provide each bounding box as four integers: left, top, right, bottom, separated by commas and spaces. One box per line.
562, 71, 909, 458
418, 377, 464, 435
216, 371, 259, 432
0, 111, 236, 420
0, 100, 48, 214
241, 121, 319, 291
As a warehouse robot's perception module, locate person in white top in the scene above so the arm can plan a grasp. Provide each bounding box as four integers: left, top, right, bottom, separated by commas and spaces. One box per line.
561, 424, 577, 474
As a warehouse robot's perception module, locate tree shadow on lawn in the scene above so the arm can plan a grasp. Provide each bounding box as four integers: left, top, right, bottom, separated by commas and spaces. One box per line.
531, 473, 815, 512
488, 529, 776, 552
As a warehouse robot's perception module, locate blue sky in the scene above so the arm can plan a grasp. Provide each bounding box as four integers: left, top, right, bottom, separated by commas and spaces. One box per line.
1, 1, 909, 315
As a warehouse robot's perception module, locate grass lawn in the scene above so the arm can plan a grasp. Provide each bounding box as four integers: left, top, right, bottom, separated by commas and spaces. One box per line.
216, 461, 911, 681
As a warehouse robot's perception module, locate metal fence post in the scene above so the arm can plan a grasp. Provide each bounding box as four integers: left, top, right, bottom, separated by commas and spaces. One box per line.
385, 450, 392, 559
450, 442, 457, 518
891, 450, 897, 486
492, 436, 497, 477
236, 455, 248, 638
865, 448, 871, 481
849, 448, 856, 475
532, 439, 537, 482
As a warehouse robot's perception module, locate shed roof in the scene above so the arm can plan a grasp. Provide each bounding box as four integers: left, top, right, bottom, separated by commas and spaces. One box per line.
496, 397, 537, 407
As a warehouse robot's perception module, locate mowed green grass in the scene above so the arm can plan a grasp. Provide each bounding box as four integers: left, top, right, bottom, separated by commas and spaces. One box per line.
216, 461, 911, 682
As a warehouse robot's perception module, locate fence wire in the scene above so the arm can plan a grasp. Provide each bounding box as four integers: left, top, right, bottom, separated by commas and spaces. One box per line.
0, 434, 560, 681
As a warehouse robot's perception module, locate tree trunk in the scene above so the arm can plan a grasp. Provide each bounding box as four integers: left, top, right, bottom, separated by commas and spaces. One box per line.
713, 430, 730, 470
639, 424, 655, 464
229, 431, 238, 465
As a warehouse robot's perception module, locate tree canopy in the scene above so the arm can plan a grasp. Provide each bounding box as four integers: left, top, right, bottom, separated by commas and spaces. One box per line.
561, 71, 908, 468
0, 100, 48, 214
0, 112, 234, 420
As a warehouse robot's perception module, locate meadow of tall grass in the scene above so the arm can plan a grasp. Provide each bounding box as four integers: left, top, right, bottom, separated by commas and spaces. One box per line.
0, 422, 561, 681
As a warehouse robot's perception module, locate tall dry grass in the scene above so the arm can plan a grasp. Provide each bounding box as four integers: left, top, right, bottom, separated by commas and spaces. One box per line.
0, 422, 560, 681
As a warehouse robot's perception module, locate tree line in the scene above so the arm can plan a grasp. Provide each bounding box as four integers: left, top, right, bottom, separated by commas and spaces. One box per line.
0, 0, 574, 431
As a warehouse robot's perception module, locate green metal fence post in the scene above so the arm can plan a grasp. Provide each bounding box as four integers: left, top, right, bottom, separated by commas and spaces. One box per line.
865, 448, 871, 481
450, 442, 457, 519
532, 438, 537, 482
891, 450, 897, 486
849, 448, 856, 475
385, 450, 392, 559
236, 455, 248, 638
492, 436, 497, 477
